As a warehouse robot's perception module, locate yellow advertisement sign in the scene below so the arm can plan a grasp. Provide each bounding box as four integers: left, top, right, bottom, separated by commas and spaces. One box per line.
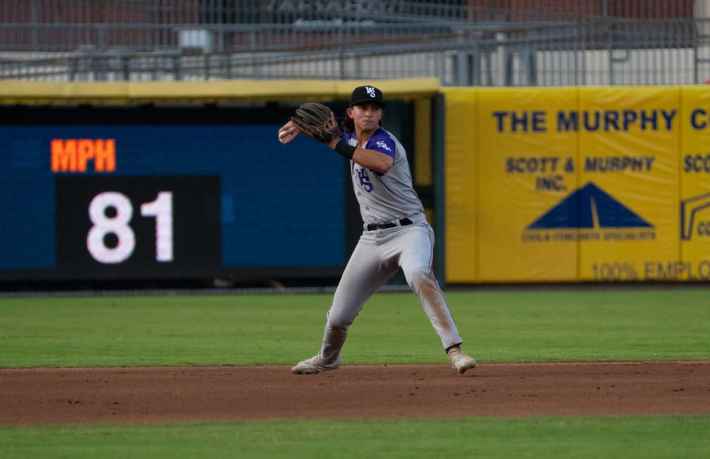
444, 89, 478, 283
443, 86, 710, 284
477, 88, 579, 282
680, 87, 710, 281
576, 87, 680, 281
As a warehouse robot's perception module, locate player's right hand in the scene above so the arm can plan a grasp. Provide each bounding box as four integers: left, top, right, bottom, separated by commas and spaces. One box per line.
278, 120, 299, 144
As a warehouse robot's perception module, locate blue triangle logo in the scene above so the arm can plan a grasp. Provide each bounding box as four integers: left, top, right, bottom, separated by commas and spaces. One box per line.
528, 182, 653, 229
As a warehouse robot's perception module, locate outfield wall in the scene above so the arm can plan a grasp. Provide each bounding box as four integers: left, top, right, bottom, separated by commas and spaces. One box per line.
444, 85, 710, 283
0, 79, 437, 285
4, 80, 710, 286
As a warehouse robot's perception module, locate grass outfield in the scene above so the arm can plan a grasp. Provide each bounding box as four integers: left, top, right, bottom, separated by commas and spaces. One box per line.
2, 288, 710, 458
1, 416, 710, 459
1, 288, 710, 367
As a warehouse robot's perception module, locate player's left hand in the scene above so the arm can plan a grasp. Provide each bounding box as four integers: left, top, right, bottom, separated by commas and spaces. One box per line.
278, 120, 300, 144
290, 102, 341, 144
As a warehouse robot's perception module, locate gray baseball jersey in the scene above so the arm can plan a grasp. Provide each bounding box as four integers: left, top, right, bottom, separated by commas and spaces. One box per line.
344, 128, 424, 225
311, 127, 463, 367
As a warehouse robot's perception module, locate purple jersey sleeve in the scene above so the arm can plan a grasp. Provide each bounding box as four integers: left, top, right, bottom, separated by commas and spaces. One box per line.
365, 130, 396, 159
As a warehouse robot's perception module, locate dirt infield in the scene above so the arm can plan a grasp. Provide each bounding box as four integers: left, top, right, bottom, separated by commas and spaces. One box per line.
2, 361, 710, 425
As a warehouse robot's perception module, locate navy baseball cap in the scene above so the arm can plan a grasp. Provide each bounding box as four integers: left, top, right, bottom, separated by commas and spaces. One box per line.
350, 85, 384, 107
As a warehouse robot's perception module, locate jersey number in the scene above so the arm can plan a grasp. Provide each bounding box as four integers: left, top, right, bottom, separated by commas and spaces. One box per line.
357, 168, 373, 192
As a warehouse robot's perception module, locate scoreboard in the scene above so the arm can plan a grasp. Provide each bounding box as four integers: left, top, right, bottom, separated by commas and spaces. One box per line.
0, 107, 348, 282
55, 175, 221, 278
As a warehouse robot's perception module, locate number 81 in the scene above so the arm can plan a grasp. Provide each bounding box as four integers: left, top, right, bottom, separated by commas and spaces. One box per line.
86, 191, 173, 264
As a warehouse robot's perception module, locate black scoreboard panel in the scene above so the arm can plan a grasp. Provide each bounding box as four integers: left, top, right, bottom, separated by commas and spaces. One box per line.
55, 176, 221, 278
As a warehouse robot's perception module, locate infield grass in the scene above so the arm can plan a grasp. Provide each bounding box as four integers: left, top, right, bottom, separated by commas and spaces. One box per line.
0, 287, 709, 367
2, 416, 710, 459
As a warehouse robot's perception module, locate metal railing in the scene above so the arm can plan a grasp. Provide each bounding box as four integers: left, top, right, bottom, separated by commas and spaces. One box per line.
0, 1, 708, 85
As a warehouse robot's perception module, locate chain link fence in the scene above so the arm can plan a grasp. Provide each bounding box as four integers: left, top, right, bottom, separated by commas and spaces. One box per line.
1, 0, 708, 85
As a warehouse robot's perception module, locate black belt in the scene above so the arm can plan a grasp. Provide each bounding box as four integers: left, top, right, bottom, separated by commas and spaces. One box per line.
366, 218, 413, 231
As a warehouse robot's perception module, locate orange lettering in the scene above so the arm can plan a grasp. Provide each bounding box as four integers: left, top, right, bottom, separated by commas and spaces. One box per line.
51, 139, 77, 172
94, 139, 116, 172
51, 138, 117, 173
77, 139, 94, 172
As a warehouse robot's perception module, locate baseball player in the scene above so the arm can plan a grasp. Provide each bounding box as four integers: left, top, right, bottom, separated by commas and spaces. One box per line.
278, 85, 476, 375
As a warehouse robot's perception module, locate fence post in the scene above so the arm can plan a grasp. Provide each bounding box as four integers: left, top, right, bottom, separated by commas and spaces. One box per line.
470, 42, 481, 86
504, 45, 514, 86
339, 45, 346, 80
522, 45, 537, 86
122, 55, 130, 81
607, 21, 614, 85
30, 0, 40, 51
575, 20, 582, 85
454, 50, 468, 85
68, 58, 77, 82
173, 55, 182, 81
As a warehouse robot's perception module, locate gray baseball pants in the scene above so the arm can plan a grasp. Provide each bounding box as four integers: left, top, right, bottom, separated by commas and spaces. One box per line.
318, 216, 464, 364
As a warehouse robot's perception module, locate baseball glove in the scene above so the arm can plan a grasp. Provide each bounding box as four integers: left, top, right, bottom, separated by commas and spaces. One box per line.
290, 103, 341, 144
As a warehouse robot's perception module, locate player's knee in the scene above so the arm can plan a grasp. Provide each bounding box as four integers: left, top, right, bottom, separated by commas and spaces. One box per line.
405, 267, 436, 293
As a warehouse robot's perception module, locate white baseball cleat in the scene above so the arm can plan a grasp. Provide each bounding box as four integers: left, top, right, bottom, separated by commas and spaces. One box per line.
291, 355, 342, 375
447, 346, 477, 375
